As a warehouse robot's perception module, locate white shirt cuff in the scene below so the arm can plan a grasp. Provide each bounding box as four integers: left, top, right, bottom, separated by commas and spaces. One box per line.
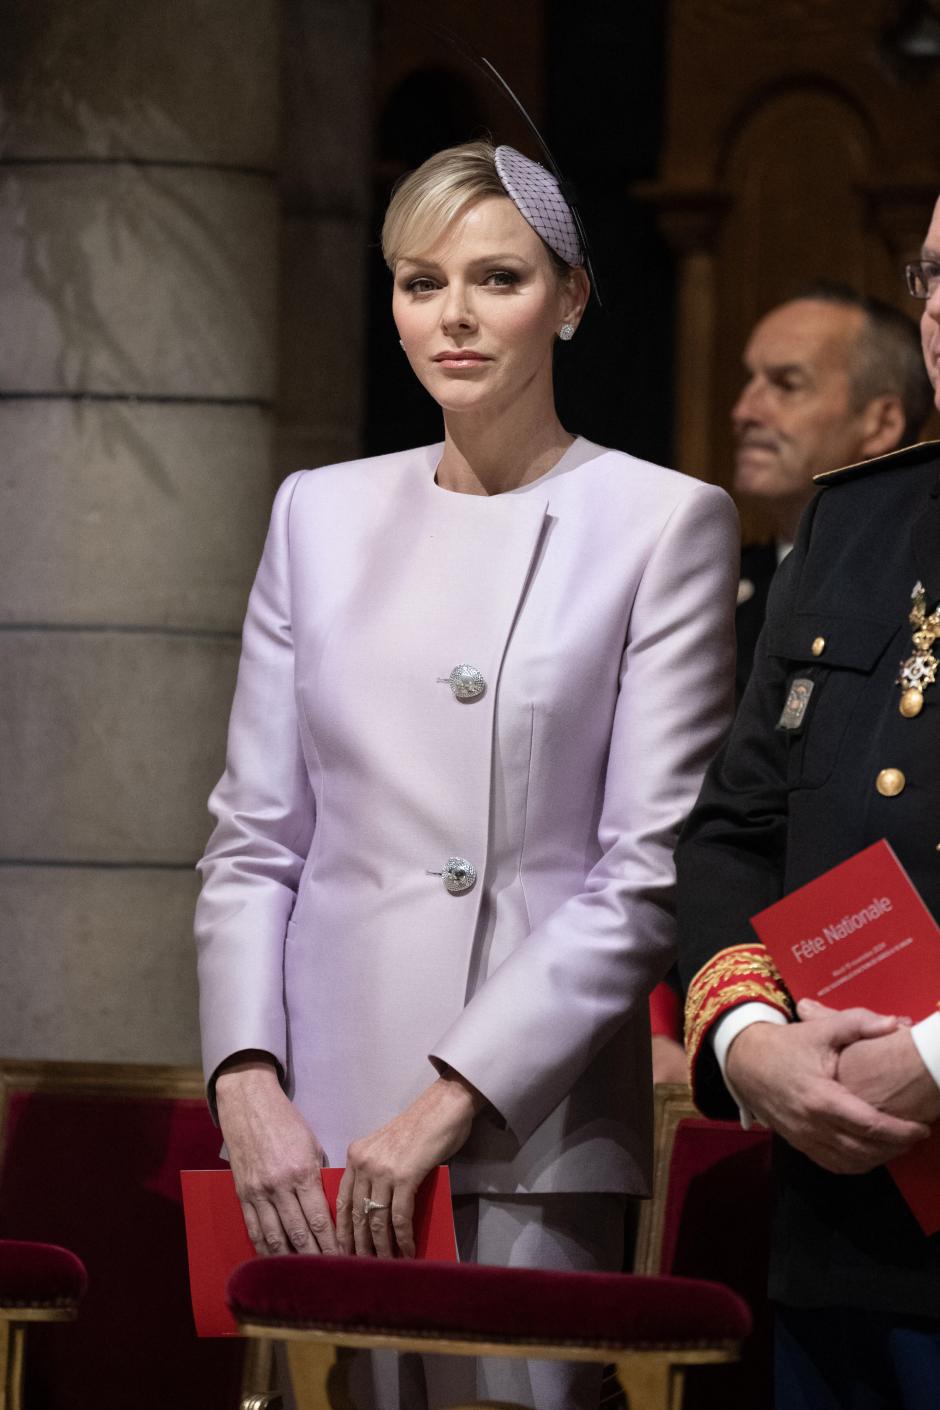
712, 1002, 789, 1128
910, 1011, 940, 1092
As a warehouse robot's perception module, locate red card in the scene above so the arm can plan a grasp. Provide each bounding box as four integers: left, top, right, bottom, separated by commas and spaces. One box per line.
751, 840, 940, 1234
181, 1166, 457, 1336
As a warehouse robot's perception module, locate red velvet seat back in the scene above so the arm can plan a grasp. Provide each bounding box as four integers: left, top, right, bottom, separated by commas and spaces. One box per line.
658, 1116, 773, 1410
0, 1066, 243, 1410
659, 1118, 772, 1287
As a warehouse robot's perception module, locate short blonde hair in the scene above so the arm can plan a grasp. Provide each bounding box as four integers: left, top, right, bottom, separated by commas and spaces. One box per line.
382, 139, 568, 275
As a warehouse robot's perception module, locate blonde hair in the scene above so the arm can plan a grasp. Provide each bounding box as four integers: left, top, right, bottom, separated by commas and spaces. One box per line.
382, 139, 568, 275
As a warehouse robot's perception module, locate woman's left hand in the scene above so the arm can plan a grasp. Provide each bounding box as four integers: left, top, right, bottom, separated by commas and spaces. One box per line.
337, 1069, 486, 1259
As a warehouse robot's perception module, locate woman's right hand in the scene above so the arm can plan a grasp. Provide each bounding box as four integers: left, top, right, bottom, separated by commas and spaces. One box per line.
215, 1052, 339, 1256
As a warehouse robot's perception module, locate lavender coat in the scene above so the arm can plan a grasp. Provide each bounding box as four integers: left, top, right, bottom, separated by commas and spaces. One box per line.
195, 437, 738, 1195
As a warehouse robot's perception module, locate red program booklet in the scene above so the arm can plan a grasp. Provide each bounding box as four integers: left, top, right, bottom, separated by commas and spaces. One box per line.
750, 839, 940, 1236
181, 1165, 457, 1336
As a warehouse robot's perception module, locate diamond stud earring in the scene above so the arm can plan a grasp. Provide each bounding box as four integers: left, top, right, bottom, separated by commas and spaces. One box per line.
559, 323, 575, 342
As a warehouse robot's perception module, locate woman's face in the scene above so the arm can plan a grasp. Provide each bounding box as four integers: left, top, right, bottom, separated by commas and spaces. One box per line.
392, 195, 584, 416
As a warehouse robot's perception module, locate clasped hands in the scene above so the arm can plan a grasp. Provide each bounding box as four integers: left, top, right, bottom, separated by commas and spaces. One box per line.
216, 1053, 484, 1259
725, 998, 940, 1175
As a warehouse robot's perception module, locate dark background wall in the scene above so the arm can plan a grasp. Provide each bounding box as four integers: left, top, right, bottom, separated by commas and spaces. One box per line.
545, 1, 672, 466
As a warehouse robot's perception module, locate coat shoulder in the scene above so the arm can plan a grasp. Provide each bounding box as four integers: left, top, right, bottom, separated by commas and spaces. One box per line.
813, 438, 940, 488
286, 444, 441, 505
806, 440, 940, 547
558, 440, 732, 515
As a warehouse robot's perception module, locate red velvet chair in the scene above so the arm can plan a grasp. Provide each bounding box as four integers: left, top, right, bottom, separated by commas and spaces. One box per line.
228, 1253, 751, 1410
634, 1084, 773, 1410
0, 1239, 87, 1409
0, 1059, 271, 1410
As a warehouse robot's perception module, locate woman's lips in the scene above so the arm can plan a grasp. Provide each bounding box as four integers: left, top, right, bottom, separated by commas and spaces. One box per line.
432, 351, 491, 367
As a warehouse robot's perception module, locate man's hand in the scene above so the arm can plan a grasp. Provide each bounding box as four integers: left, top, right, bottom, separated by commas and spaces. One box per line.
725, 1006, 930, 1174
336, 1069, 486, 1260
799, 998, 940, 1125
216, 1051, 338, 1257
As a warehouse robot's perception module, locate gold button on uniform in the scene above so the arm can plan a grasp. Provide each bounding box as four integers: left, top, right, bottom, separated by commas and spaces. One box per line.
900, 688, 924, 718
876, 768, 906, 797
811, 636, 826, 657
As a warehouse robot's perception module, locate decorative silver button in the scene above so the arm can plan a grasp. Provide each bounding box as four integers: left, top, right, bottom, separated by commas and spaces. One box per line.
441, 857, 477, 894
444, 664, 486, 701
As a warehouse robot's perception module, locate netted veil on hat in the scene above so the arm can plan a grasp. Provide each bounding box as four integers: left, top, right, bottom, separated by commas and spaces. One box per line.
494, 145, 584, 269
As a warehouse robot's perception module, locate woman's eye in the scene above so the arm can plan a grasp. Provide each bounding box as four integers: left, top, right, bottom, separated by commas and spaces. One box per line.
405, 277, 438, 294
485, 269, 518, 287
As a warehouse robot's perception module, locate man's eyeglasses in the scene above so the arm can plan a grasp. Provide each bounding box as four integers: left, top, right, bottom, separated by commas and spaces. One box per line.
905, 260, 940, 299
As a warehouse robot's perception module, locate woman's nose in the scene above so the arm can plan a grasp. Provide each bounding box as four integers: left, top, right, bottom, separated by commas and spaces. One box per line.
440, 284, 476, 333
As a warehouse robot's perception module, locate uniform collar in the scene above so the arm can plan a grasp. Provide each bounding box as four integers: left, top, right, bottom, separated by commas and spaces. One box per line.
813, 438, 940, 486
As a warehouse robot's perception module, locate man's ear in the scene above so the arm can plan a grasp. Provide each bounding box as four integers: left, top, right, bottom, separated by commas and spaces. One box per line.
858, 394, 907, 458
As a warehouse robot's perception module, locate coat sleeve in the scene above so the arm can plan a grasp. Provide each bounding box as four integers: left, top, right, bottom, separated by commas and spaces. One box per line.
430, 481, 740, 1142
194, 471, 314, 1102
675, 498, 820, 1117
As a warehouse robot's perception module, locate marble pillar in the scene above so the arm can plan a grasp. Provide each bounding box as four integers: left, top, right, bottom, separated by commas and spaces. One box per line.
277, 0, 373, 478
0, 0, 279, 1063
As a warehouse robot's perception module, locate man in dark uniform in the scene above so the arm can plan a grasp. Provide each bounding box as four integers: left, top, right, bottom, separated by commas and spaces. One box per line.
652, 284, 931, 1087
732, 283, 932, 696
678, 203, 940, 1408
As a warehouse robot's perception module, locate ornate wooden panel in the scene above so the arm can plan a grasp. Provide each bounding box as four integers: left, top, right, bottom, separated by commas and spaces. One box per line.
646, 0, 940, 504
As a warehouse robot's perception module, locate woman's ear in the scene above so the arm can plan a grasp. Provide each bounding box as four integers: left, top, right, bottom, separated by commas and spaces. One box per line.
560, 266, 590, 333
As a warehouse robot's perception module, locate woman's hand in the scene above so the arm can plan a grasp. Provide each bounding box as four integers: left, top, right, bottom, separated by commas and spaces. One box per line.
336, 1069, 486, 1259
215, 1051, 339, 1257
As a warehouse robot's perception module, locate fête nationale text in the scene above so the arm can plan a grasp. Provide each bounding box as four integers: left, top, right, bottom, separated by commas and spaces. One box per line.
790, 896, 893, 965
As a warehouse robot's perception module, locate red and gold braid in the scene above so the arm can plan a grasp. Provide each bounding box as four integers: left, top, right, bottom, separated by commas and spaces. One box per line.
684, 943, 793, 1084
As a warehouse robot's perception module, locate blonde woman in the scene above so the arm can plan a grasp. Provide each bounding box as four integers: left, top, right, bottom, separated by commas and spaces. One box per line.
195, 140, 738, 1409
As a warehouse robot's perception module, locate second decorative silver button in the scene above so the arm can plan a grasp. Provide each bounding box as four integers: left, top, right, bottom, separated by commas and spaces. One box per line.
441, 857, 477, 894
444, 664, 486, 701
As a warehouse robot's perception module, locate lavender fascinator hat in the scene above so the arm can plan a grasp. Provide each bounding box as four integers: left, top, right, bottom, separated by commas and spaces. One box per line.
390, 13, 601, 303
494, 145, 584, 269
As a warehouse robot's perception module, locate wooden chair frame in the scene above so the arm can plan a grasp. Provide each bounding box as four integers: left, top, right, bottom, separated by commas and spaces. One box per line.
239, 1319, 739, 1410
634, 1083, 700, 1277
0, 1305, 77, 1410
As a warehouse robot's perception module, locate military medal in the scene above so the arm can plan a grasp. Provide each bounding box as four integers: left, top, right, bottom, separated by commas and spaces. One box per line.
897, 581, 940, 717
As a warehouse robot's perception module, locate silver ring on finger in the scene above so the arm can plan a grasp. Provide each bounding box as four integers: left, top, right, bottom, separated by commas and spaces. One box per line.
363, 1197, 389, 1216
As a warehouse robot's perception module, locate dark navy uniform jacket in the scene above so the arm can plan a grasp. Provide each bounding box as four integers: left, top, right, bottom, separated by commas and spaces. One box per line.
735, 540, 779, 699
677, 440, 940, 1316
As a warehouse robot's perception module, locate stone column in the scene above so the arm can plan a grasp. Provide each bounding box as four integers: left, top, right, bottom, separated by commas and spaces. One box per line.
0, 0, 279, 1063
277, 0, 373, 479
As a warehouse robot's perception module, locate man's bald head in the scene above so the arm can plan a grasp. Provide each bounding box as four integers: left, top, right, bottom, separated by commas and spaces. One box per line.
732, 284, 930, 540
